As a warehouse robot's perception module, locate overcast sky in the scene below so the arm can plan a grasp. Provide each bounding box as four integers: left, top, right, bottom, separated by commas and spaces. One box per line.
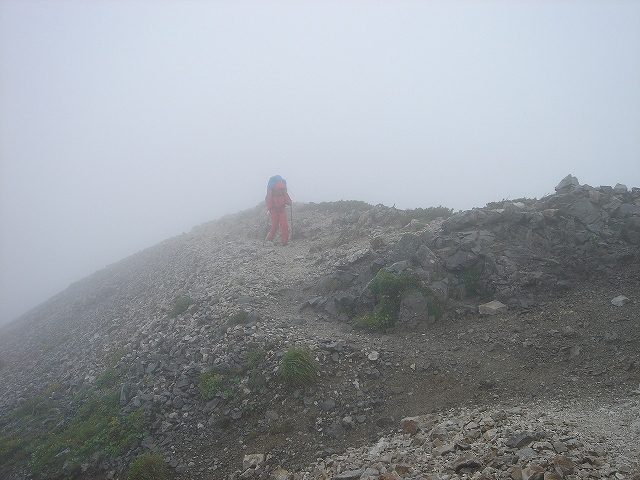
1, 1, 639, 325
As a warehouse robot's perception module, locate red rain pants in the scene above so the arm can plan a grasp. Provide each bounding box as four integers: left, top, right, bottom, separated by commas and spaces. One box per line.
267, 207, 289, 243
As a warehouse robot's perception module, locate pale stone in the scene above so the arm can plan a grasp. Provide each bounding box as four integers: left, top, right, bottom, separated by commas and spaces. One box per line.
479, 300, 507, 315
611, 295, 630, 306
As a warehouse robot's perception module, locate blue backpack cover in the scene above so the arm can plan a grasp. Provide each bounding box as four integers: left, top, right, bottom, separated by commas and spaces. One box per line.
266, 175, 287, 201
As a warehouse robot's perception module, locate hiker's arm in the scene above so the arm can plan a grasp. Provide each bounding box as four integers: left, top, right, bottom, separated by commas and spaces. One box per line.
266, 190, 274, 211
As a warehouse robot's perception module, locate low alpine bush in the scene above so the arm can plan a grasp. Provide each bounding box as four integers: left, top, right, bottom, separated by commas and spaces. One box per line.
355, 268, 445, 331
199, 370, 224, 401
227, 310, 249, 326
404, 205, 454, 222
370, 269, 420, 323
169, 296, 195, 318
95, 367, 121, 390
127, 452, 169, 480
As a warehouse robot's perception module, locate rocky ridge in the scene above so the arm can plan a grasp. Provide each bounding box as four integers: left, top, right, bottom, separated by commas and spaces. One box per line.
0, 175, 638, 479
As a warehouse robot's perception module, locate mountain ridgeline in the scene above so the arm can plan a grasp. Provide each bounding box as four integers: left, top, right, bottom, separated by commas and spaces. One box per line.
1, 175, 639, 479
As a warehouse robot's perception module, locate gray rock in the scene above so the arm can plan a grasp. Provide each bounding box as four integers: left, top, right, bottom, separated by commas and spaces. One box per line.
391, 233, 424, 262
236, 295, 257, 305
555, 174, 580, 193
611, 295, 630, 306
320, 399, 336, 410
398, 291, 430, 325
242, 453, 264, 470
478, 300, 507, 315
453, 452, 482, 472
567, 199, 601, 231
433, 442, 456, 456
334, 470, 364, 479
445, 250, 479, 272
325, 421, 346, 438
388, 260, 410, 273
415, 244, 440, 271
506, 431, 536, 448
613, 183, 628, 193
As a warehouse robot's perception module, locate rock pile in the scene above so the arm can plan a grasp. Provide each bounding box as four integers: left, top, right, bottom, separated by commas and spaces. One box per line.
309, 175, 640, 324
281, 399, 640, 480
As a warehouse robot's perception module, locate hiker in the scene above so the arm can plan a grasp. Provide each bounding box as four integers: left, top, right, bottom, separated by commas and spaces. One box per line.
266, 175, 292, 244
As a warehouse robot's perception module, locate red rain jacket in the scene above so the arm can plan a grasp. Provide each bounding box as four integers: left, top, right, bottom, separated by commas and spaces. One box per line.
266, 181, 291, 212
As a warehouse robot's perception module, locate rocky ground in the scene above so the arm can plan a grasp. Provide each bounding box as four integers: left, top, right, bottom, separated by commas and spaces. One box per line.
0, 176, 639, 479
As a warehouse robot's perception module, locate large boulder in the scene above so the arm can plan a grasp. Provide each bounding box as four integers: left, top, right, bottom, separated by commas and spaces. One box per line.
397, 291, 432, 327
555, 174, 580, 193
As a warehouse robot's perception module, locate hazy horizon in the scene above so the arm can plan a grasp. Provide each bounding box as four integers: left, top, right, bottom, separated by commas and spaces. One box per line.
1, 1, 639, 326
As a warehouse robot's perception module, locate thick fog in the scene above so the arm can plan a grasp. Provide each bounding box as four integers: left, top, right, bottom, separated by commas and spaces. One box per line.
1, 1, 639, 326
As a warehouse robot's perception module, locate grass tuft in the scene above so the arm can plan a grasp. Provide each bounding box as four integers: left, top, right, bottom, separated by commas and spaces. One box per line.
279, 347, 317, 387
128, 452, 170, 480
169, 296, 195, 318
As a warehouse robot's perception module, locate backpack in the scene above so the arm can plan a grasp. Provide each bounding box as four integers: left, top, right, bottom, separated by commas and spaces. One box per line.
266, 175, 287, 201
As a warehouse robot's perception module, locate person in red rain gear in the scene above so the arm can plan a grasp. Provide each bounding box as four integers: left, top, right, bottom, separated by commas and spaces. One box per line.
266, 181, 292, 244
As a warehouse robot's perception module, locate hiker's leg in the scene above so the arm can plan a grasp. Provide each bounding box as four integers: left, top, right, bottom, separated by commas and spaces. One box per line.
267, 211, 279, 241
280, 209, 289, 243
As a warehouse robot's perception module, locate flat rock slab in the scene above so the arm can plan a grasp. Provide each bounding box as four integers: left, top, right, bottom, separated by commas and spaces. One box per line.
478, 300, 507, 315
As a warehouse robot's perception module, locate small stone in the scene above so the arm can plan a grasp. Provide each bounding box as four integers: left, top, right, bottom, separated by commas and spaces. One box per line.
521, 467, 543, 480
516, 447, 537, 461
543, 473, 562, 480
552, 441, 568, 453
335, 470, 364, 480
553, 455, 575, 475
611, 295, 630, 306
270, 468, 290, 480
400, 417, 418, 435
242, 453, 265, 470
478, 300, 507, 315
326, 422, 346, 438
378, 473, 401, 480
433, 443, 456, 456
506, 431, 536, 449
453, 452, 482, 472
320, 399, 336, 411
395, 464, 412, 474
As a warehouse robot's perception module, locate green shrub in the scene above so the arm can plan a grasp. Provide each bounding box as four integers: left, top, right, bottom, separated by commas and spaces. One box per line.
370, 269, 420, 322
0, 434, 28, 467
355, 312, 390, 332
247, 371, 263, 392
355, 268, 446, 331
199, 371, 224, 401
279, 347, 317, 387
128, 452, 169, 480
169, 296, 195, 318
456, 267, 482, 296
227, 310, 249, 326
95, 367, 121, 390
244, 348, 265, 369
29, 392, 145, 474
427, 300, 444, 319
404, 206, 454, 223
2, 387, 149, 476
